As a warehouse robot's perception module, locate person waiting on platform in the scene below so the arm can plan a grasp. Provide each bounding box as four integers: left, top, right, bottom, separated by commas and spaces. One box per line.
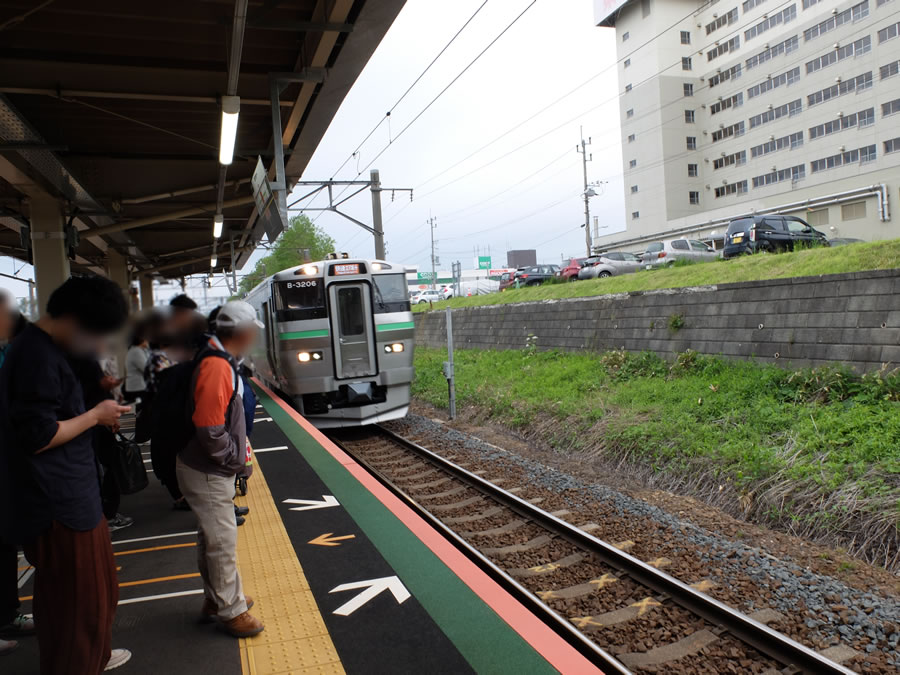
176, 300, 264, 638
0, 276, 132, 673
123, 323, 150, 406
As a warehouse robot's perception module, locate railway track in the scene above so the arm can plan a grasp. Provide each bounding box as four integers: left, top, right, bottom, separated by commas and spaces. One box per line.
331, 425, 858, 675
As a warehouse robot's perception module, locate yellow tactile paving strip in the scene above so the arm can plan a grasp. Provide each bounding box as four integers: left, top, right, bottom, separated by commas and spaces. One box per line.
234, 461, 345, 675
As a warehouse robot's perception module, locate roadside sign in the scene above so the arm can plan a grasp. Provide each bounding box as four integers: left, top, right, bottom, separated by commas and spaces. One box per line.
477, 256, 492, 270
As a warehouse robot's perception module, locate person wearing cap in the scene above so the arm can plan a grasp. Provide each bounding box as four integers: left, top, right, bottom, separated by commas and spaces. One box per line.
175, 300, 264, 638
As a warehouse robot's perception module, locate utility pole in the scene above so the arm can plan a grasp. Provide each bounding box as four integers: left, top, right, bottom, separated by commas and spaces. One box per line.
370, 169, 385, 259
429, 215, 438, 290
577, 130, 593, 257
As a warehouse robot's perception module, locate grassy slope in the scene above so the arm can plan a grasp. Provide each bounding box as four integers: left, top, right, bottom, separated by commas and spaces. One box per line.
413, 239, 900, 312
413, 347, 900, 567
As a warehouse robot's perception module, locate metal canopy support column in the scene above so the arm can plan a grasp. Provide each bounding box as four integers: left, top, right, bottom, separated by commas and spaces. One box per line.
30, 195, 70, 311
139, 275, 154, 311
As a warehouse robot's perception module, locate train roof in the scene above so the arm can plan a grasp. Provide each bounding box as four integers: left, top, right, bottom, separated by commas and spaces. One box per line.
269, 259, 408, 282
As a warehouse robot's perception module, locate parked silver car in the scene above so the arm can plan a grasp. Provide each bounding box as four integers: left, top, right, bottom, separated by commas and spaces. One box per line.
641, 239, 717, 268
578, 252, 643, 279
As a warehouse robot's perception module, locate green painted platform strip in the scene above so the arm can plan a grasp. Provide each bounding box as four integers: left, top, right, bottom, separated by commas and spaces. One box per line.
279, 329, 329, 340
376, 321, 415, 332
255, 387, 559, 675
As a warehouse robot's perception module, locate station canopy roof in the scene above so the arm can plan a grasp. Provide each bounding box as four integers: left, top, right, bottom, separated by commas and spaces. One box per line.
0, 0, 404, 278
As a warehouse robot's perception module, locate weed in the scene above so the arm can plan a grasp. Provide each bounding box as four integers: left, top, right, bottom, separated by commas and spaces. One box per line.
668, 313, 685, 332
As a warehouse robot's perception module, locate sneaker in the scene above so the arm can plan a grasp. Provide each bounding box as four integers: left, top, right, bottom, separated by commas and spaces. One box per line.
234, 505, 249, 517
0, 613, 35, 636
200, 595, 254, 623
104, 649, 132, 671
220, 612, 264, 638
0, 639, 17, 656
107, 514, 134, 532
235, 515, 245, 527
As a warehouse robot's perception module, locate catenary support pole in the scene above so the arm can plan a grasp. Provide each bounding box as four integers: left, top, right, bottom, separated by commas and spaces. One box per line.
444, 308, 456, 420
370, 169, 385, 259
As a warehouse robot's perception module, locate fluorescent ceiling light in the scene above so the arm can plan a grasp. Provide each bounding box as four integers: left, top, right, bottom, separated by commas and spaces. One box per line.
211, 254, 218, 268
219, 96, 240, 165
213, 214, 224, 239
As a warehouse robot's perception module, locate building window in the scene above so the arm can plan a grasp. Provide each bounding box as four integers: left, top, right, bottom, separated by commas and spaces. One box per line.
624, 58, 631, 68
710, 64, 742, 88
710, 93, 743, 115
711, 121, 746, 142
707, 36, 741, 62
632, 211, 640, 219
684, 110, 696, 123
684, 83, 694, 96
688, 163, 699, 177
883, 60, 900, 80
749, 99, 802, 129
686, 136, 697, 150
808, 72, 873, 106
806, 36, 871, 74
810, 145, 877, 173
752, 164, 805, 188
877, 21, 899, 43
706, 8, 739, 36
681, 30, 691, 45
883, 98, 900, 117
803, 0, 822, 8
744, 0, 769, 10
629, 159, 638, 168
682, 57, 693, 71
842, 202, 867, 221
714, 150, 747, 170
714, 180, 749, 198
806, 2, 870, 42
751, 131, 804, 157
627, 108, 634, 118
745, 5, 797, 41
807, 208, 829, 227
628, 133, 636, 143
623, 31, 630, 42
885, 137, 900, 154
631, 185, 639, 194
689, 191, 700, 205
746, 35, 799, 70
808, 107, 875, 139
747, 66, 801, 99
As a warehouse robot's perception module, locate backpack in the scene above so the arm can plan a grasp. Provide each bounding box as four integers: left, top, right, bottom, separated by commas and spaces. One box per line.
149, 348, 238, 481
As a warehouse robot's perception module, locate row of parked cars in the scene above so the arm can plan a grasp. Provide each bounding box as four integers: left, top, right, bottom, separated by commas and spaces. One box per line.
499, 214, 835, 290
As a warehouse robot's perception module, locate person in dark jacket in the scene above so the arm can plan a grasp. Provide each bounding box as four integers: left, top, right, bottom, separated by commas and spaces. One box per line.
176, 300, 264, 638
0, 276, 132, 673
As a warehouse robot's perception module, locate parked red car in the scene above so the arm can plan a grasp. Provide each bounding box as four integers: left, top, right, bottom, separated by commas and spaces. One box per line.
559, 257, 587, 281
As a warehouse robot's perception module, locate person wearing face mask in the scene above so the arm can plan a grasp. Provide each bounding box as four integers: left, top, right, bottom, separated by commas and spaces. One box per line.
0, 276, 132, 673
176, 300, 264, 638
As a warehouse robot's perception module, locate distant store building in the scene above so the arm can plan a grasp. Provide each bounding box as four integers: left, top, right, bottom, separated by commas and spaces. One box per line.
507, 249, 537, 268
594, 0, 898, 251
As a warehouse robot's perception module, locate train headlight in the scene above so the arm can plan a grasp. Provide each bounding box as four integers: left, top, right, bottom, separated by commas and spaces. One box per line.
298, 352, 310, 362
384, 343, 404, 353
298, 351, 323, 363
300, 265, 318, 275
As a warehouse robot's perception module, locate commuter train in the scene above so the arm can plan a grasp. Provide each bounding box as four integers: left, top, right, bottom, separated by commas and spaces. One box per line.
245, 256, 414, 428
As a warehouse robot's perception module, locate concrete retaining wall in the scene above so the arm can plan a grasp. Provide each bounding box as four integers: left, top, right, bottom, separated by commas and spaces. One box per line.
414, 270, 900, 371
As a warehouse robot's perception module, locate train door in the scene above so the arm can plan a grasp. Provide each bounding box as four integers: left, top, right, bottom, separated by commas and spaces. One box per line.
328, 282, 376, 378
261, 299, 277, 375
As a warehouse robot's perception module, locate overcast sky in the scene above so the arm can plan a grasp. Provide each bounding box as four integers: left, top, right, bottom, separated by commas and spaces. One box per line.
279, 0, 623, 272
1, 0, 623, 302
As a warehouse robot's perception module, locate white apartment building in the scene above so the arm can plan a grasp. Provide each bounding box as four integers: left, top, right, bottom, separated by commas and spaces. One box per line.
593, 0, 900, 250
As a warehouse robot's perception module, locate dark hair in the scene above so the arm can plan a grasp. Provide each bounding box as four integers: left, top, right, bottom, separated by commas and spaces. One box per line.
11, 312, 28, 339
169, 293, 197, 311
46, 275, 128, 334
130, 323, 146, 347
207, 306, 221, 332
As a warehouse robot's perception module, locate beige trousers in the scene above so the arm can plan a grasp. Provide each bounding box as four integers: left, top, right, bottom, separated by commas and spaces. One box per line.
176, 456, 247, 620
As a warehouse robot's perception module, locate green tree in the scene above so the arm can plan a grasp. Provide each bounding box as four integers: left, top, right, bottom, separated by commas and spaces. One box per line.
238, 214, 336, 294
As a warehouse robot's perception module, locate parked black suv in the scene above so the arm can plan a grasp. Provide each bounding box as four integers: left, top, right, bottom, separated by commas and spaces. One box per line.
723, 215, 828, 259
514, 264, 560, 286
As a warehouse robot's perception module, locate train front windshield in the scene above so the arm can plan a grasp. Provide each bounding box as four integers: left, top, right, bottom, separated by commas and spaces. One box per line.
276, 279, 326, 320
372, 274, 410, 313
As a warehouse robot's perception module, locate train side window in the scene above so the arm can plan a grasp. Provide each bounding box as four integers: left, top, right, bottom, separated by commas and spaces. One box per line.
337, 287, 365, 336
372, 274, 411, 314
275, 280, 326, 321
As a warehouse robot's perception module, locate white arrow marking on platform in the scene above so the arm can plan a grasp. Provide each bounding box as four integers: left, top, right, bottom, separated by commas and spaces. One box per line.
329, 576, 411, 616
283, 495, 340, 512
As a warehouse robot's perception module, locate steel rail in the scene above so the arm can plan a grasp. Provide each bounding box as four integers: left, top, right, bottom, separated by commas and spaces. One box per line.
331, 432, 629, 675
366, 425, 856, 675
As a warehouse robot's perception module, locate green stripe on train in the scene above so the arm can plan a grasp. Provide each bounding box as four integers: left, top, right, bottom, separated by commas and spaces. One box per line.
376, 321, 415, 332
279, 329, 329, 340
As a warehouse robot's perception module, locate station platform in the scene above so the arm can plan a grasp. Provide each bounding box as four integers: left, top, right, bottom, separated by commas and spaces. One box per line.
11, 383, 597, 674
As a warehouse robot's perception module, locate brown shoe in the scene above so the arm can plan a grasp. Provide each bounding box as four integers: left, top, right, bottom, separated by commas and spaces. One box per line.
200, 595, 254, 623
220, 611, 264, 638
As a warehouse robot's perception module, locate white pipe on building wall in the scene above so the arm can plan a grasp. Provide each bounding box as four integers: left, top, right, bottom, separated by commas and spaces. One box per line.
597, 184, 891, 252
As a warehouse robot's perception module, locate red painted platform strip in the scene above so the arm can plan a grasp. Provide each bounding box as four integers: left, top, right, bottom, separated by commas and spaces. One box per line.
253, 379, 600, 674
